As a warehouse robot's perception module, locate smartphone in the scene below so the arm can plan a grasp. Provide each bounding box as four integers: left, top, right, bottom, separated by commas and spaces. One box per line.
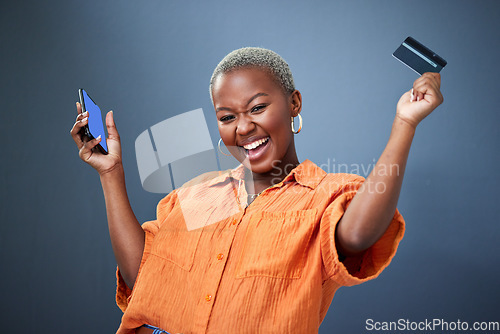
78, 89, 108, 154
393, 36, 447, 75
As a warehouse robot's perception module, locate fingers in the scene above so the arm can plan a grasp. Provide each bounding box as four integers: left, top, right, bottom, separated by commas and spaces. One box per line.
431, 72, 441, 88
79, 135, 103, 162
424, 72, 441, 87
75, 102, 89, 123
75, 111, 88, 122
415, 72, 441, 92
411, 72, 443, 104
105, 110, 120, 140
70, 102, 89, 149
71, 102, 122, 166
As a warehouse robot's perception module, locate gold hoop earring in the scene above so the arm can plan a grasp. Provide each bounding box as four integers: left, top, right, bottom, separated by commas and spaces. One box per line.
218, 138, 232, 156
291, 114, 303, 134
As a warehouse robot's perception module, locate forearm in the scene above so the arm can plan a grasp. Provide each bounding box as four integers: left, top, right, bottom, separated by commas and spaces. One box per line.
336, 116, 415, 255
100, 165, 145, 288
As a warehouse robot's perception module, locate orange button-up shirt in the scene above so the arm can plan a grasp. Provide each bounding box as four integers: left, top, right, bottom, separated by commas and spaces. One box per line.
116, 160, 405, 333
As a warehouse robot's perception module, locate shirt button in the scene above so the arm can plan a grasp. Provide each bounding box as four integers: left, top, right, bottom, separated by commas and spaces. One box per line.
205, 294, 212, 302
217, 253, 224, 260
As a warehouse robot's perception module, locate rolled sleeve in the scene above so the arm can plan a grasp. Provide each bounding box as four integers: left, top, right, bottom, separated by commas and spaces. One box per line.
320, 181, 405, 287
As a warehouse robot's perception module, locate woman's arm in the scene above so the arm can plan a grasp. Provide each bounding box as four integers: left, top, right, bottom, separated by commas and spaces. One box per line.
100, 165, 145, 289
335, 73, 443, 256
70, 104, 145, 288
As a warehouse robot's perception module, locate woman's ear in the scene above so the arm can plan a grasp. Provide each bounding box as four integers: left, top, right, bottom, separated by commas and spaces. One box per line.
290, 90, 302, 117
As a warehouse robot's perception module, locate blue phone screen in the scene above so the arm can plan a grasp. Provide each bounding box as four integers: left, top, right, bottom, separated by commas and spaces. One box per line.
82, 89, 108, 152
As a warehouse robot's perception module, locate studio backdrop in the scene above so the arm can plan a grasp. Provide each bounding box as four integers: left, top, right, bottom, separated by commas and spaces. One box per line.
1, 0, 499, 333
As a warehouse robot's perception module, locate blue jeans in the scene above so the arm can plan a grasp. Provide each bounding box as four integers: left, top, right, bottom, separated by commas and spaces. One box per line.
142, 324, 171, 334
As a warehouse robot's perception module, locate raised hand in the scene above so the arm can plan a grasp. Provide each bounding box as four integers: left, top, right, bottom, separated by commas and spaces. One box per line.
396, 72, 443, 129
70, 102, 123, 175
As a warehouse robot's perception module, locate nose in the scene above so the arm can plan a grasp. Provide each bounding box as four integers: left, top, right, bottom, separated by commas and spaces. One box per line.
235, 114, 256, 136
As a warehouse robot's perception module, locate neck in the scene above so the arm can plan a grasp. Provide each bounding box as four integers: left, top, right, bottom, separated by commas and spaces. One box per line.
244, 156, 300, 195
242, 139, 300, 195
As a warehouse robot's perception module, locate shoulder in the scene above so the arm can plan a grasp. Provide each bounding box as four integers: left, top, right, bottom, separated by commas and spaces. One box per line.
179, 169, 231, 189
294, 160, 365, 200
301, 160, 364, 188
312, 173, 364, 201
321, 172, 365, 185
154, 169, 234, 225
155, 169, 230, 207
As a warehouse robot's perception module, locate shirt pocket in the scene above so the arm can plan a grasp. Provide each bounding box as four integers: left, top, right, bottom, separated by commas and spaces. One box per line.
149, 206, 203, 271
236, 208, 318, 279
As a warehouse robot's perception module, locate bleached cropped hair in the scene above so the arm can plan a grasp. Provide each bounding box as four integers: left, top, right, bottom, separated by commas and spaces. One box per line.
209, 47, 295, 102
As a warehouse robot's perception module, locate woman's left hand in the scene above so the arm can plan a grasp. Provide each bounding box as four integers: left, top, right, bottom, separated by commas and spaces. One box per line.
396, 72, 443, 129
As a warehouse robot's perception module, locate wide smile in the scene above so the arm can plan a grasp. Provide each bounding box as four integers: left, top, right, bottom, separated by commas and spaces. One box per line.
240, 136, 270, 161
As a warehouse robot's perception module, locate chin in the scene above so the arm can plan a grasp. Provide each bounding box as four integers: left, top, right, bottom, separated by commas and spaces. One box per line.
244, 158, 280, 175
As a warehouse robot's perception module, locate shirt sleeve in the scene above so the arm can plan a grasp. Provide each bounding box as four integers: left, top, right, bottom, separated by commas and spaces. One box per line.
320, 177, 405, 287
116, 191, 177, 312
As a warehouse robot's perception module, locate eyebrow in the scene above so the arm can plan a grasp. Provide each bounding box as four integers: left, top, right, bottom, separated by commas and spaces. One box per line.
247, 92, 268, 105
216, 92, 269, 113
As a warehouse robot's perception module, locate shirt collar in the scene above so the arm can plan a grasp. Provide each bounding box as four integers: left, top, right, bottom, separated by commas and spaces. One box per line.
283, 159, 327, 189
206, 159, 326, 190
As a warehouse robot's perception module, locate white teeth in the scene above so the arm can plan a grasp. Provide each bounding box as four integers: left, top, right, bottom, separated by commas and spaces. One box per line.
243, 137, 269, 150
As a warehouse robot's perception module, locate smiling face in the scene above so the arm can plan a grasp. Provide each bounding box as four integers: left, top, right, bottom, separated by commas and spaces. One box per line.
212, 67, 302, 175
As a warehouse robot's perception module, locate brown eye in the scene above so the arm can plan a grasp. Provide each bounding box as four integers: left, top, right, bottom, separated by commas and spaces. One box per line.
220, 115, 235, 122
251, 104, 267, 113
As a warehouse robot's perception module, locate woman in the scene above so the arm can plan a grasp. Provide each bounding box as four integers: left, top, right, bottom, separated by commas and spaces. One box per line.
70, 47, 443, 333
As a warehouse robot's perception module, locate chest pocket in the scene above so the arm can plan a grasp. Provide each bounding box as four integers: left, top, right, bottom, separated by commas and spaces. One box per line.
150, 205, 204, 271
236, 209, 318, 279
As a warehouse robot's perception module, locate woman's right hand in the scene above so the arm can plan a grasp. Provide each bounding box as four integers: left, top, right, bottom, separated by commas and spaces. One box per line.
70, 102, 123, 176
72, 102, 145, 288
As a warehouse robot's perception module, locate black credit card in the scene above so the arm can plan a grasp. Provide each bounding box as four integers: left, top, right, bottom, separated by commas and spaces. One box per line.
393, 36, 447, 75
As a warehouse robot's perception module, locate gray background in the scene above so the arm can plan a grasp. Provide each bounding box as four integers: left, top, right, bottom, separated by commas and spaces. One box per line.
1, 0, 499, 333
